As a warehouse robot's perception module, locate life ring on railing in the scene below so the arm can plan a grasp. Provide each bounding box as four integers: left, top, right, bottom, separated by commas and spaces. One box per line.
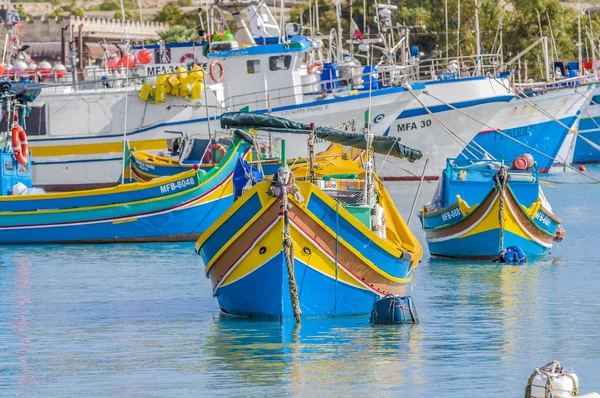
11, 124, 28, 165
204, 143, 227, 163
180, 53, 198, 64
308, 63, 322, 74
209, 60, 224, 83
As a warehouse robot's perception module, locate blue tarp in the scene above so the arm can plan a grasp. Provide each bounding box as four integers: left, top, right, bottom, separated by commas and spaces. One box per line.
233, 158, 264, 200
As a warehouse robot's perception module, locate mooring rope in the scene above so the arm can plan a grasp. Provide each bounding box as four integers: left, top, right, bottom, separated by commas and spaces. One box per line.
495, 167, 508, 252
424, 91, 600, 183
275, 168, 302, 323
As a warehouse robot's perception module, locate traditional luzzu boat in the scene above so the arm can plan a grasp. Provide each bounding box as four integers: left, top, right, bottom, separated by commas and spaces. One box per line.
195, 112, 424, 321
419, 155, 565, 261
0, 128, 253, 244
128, 133, 289, 182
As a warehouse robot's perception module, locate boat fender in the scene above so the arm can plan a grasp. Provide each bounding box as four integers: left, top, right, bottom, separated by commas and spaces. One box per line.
525, 360, 579, 398
209, 60, 224, 83
495, 246, 527, 264
204, 144, 227, 164
554, 224, 566, 242
370, 295, 418, 325
11, 124, 28, 165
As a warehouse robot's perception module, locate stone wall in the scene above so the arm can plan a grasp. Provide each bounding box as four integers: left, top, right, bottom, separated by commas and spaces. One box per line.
4, 15, 168, 43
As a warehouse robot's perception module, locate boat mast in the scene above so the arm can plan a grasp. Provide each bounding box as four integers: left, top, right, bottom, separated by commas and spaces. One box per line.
456, 0, 460, 59
474, 0, 481, 76
577, 0, 583, 75
119, 0, 130, 184
589, 10, 596, 73
445, 0, 449, 59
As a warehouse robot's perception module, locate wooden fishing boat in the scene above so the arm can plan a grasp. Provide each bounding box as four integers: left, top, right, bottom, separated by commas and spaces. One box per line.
195, 112, 423, 320
127, 134, 302, 182
0, 130, 253, 244
419, 156, 565, 261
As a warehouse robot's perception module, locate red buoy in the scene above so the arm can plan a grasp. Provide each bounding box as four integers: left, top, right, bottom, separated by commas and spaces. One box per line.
579, 165, 587, 172
121, 53, 137, 69
107, 55, 121, 71
193, 164, 200, 170
511, 156, 528, 171
137, 48, 153, 65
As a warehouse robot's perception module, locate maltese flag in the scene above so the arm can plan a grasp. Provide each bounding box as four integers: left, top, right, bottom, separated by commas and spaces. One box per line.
351, 19, 364, 41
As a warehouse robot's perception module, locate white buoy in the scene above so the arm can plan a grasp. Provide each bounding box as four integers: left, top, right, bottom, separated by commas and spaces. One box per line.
525, 361, 598, 398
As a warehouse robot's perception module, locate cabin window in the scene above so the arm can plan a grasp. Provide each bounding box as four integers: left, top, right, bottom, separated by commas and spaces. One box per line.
154, 48, 171, 64
591, 95, 600, 105
4, 160, 14, 173
269, 55, 292, 71
247, 60, 261, 74
24, 104, 47, 136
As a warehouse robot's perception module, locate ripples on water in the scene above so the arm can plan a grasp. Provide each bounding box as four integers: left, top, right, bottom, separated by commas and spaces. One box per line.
1, 167, 599, 397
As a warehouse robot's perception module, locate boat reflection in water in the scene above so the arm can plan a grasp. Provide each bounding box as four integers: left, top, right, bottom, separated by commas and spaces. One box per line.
201, 314, 423, 394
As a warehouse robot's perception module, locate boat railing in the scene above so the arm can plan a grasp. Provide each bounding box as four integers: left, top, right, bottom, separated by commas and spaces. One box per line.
221, 64, 419, 111
417, 54, 503, 82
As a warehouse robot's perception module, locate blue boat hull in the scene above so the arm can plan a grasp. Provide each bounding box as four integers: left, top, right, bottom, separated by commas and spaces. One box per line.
573, 117, 600, 163
463, 116, 577, 172
0, 195, 232, 244
428, 228, 551, 259
215, 251, 379, 320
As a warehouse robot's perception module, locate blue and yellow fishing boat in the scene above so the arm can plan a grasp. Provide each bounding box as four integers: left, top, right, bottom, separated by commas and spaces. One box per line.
419, 157, 565, 260
128, 135, 299, 182
0, 130, 253, 244
195, 112, 423, 320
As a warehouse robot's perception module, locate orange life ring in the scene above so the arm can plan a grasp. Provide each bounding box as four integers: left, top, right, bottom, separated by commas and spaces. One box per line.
308, 63, 322, 74
209, 60, 224, 83
204, 143, 227, 163
11, 124, 28, 165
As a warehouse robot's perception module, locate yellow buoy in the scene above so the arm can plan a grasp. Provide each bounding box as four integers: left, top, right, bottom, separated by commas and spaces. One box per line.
156, 72, 168, 86
153, 85, 166, 103
167, 74, 180, 89
190, 81, 203, 100
139, 83, 152, 101
175, 66, 188, 80
188, 64, 204, 82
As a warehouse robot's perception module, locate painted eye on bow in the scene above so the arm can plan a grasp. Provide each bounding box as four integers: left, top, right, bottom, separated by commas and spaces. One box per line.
259, 247, 267, 254
303, 247, 311, 255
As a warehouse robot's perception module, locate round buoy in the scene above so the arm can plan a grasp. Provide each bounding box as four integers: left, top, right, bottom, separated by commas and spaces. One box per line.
121, 53, 137, 69
579, 165, 587, 172
522, 153, 534, 168
38, 61, 52, 78
13, 60, 27, 76
137, 48, 153, 64
52, 63, 66, 78
0, 63, 5, 76
107, 55, 121, 71
193, 163, 200, 170
26, 62, 37, 77
511, 156, 528, 171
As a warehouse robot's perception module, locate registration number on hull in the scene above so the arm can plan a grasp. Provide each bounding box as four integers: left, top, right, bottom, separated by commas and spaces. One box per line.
159, 177, 196, 194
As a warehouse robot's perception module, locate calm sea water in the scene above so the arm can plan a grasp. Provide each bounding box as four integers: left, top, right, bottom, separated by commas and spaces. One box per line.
1, 166, 599, 397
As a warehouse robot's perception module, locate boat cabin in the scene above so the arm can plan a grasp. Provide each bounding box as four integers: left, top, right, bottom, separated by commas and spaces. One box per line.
429, 158, 541, 211
0, 151, 32, 196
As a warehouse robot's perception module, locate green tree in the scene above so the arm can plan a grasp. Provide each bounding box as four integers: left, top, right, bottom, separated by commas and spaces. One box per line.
177, 0, 192, 6
114, 9, 140, 21
158, 26, 196, 43
69, 6, 85, 17
154, 2, 183, 25
98, 0, 120, 11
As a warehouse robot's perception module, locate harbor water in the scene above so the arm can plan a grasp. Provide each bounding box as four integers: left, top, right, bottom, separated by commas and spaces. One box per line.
1, 166, 599, 396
